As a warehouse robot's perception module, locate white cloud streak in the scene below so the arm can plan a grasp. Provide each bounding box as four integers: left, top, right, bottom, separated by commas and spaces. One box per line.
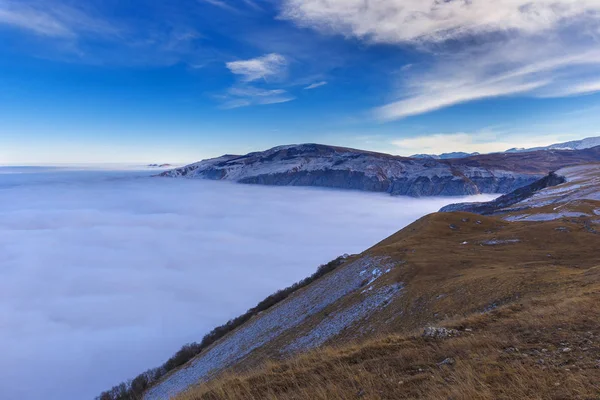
374, 45, 600, 120
0, 1, 212, 67
0, 0, 119, 38
304, 81, 327, 89
200, 0, 239, 13
226, 53, 287, 82
221, 86, 295, 109
282, 0, 600, 120
542, 78, 600, 97
0, 167, 491, 400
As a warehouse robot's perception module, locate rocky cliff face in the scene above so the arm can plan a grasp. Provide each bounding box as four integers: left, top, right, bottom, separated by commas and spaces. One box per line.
160, 144, 600, 197
440, 172, 567, 214
441, 163, 600, 220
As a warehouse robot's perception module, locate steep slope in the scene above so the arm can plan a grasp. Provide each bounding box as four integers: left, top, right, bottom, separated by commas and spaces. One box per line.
132, 165, 600, 400
179, 281, 600, 400
159, 144, 600, 197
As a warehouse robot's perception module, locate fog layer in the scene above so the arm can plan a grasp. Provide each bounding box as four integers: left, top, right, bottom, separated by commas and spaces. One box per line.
0, 168, 495, 399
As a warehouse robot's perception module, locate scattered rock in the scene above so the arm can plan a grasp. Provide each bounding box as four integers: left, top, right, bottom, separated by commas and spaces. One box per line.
555, 227, 570, 232
422, 327, 459, 339
480, 239, 521, 246
562, 347, 572, 353
438, 357, 456, 366
461, 218, 470, 223
449, 224, 459, 230
483, 302, 499, 313
476, 220, 482, 224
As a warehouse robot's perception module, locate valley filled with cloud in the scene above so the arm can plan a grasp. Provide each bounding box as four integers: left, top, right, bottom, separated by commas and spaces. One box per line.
0, 168, 493, 399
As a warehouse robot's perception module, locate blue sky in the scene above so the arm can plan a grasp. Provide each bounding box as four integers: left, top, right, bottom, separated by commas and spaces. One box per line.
2, 0, 600, 164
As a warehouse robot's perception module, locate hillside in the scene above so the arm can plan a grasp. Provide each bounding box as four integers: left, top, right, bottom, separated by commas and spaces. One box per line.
111, 164, 600, 400
159, 144, 600, 197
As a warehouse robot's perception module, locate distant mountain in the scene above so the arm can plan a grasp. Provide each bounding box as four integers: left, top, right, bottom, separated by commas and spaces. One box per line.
159, 143, 600, 197
410, 136, 600, 158
505, 136, 600, 153
410, 151, 480, 159
147, 163, 172, 168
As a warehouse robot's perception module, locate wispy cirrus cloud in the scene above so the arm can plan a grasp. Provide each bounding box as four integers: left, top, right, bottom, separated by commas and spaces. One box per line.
219, 86, 295, 109
304, 81, 327, 90
0, 0, 213, 67
221, 53, 294, 108
199, 0, 262, 13
0, 0, 120, 38
541, 79, 600, 98
281, 0, 600, 120
226, 53, 287, 82
375, 44, 600, 120
199, 0, 239, 13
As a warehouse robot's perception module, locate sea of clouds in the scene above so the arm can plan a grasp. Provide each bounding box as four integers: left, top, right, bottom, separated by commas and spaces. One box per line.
0, 167, 495, 399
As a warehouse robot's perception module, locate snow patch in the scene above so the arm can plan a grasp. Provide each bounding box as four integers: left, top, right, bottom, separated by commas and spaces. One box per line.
284, 283, 403, 353
505, 212, 590, 222
480, 239, 520, 246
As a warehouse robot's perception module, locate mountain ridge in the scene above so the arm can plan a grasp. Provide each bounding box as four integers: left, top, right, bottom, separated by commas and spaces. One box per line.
506, 135, 600, 153
159, 143, 600, 197
411, 135, 600, 158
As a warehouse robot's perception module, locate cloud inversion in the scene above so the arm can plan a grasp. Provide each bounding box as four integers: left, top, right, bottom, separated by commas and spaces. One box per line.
0, 167, 494, 399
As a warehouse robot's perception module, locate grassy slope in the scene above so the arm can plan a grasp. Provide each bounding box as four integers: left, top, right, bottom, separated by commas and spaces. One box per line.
175, 208, 600, 400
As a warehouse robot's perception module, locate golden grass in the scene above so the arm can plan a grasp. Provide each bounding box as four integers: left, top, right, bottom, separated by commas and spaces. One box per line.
169, 208, 600, 400
176, 286, 600, 400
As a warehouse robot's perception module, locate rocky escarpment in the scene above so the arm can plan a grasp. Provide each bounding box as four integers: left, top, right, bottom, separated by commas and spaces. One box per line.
440, 172, 567, 214
159, 144, 600, 197
441, 163, 600, 222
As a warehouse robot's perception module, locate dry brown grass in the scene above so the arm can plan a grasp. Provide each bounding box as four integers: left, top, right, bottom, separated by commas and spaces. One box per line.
176, 286, 600, 400
169, 208, 600, 400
